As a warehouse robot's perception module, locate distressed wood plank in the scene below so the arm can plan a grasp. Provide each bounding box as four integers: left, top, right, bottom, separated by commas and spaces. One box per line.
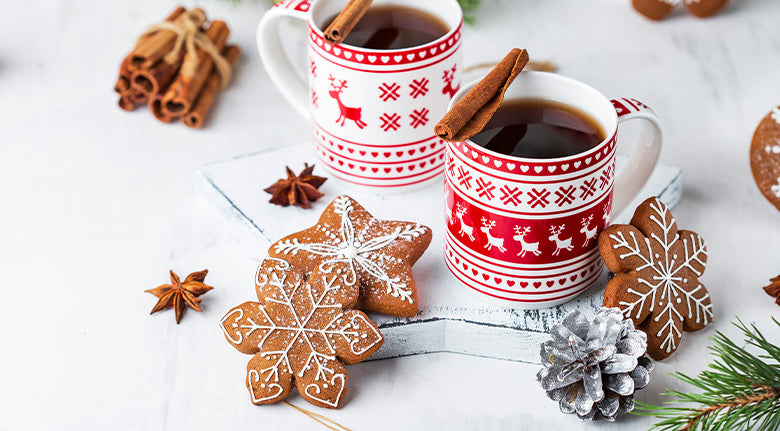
198, 143, 682, 362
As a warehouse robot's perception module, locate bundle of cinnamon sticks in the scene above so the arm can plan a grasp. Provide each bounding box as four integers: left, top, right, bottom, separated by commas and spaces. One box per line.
114, 6, 240, 128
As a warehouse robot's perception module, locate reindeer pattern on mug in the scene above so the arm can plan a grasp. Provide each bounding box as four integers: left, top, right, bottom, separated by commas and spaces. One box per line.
303, 17, 462, 187
445, 190, 612, 261
441, 64, 460, 98
443, 130, 618, 262
327, 75, 367, 129
309, 57, 460, 135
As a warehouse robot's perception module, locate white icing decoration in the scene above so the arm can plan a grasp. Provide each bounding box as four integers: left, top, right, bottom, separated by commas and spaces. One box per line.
772, 107, 780, 125
248, 369, 284, 403
608, 198, 711, 353
765, 141, 780, 154
255, 257, 291, 286
304, 374, 346, 408
220, 262, 382, 406
220, 308, 245, 344
772, 178, 780, 198
347, 314, 383, 355
274, 196, 425, 303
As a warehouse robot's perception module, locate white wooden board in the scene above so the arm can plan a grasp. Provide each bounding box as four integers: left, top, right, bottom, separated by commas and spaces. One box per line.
198, 143, 682, 363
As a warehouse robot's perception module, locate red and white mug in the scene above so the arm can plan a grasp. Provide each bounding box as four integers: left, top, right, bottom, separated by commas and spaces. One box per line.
444, 71, 662, 308
258, 0, 463, 189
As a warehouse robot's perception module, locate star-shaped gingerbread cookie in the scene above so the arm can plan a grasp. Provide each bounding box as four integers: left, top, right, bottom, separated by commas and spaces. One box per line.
598, 197, 712, 360
220, 258, 383, 409
269, 195, 432, 317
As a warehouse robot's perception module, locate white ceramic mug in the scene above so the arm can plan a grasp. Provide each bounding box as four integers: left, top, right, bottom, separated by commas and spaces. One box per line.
258, 0, 463, 189
444, 72, 663, 308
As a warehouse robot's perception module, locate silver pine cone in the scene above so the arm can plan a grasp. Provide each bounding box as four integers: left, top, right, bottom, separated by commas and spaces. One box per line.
537, 307, 654, 421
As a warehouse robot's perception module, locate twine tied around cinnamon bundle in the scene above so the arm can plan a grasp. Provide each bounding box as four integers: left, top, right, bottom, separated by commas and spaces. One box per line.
138, 9, 232, 89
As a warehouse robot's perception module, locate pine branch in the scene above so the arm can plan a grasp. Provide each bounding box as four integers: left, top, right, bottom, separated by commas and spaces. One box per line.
457, 0, 482, 24
634, 317, 780, 431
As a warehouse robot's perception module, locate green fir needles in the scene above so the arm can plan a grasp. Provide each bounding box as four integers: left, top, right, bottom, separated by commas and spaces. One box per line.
636, 318, 780, 431
456, 0, 481, 24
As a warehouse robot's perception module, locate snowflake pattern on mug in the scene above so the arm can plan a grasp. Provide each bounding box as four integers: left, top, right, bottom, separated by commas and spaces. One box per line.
220, 258, 383, 409
599, 197, 712, 360
269, 195, 432, 317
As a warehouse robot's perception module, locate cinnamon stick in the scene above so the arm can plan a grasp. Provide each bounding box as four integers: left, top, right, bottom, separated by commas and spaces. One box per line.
128, 7, 202, 71
183, 45, 241, 129
324, 0, 372, 44
118, 89, 140, 111
161, 20, 229, 116
115, 11, 174, 95
130, 91, 148, 104
115, 56, 132, 94
435, 48, 529, 142
130, 51, 184, 97
149, 93, 175, 123
118, 97, 135, 111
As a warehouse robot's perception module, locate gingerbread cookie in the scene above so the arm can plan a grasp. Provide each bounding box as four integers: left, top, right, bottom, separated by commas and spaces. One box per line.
685, 0, 729, 17
632, 0, 676, 21
750, 106, 780, 212
598, 197, 712, 360
269, 195, 432, 317
220, 258, 383, 409
632, 0, 728, 20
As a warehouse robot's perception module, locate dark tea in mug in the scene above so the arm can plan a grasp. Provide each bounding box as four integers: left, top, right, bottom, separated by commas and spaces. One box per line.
471, 98, 606, 159
325, 5, 449, 50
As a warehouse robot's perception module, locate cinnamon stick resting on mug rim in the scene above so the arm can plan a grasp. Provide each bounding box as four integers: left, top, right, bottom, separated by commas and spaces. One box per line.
434, 48, 529, 142
324, 0, 373, 44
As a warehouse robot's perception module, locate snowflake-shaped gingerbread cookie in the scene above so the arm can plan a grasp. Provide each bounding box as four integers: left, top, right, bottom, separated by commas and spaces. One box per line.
269, 195, 432, 317
220, 258, 383, 409
598, 197, 712, 360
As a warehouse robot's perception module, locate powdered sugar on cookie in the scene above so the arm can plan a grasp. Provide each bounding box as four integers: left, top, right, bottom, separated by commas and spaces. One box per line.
269, 195, 432, 317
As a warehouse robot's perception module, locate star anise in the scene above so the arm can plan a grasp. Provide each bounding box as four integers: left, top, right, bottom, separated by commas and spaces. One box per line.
146, 270, 214, 324
264, 164, 327, 209
763, 275, 780, 306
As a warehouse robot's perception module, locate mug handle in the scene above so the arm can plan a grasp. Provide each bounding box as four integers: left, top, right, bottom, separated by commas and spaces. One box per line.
257, 0, 312, 118
610, 98, 663, 216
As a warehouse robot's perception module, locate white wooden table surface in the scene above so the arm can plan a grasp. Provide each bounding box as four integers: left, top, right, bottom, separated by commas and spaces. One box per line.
2, 0, 780, 429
